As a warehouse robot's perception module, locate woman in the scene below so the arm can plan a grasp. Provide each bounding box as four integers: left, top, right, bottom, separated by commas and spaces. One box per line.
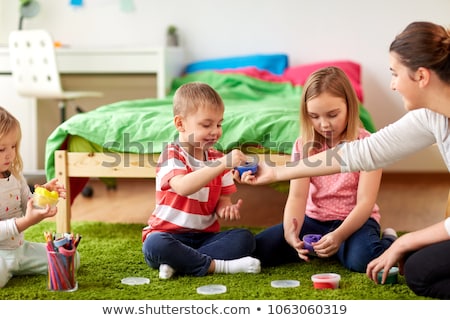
239, 21, 450, 299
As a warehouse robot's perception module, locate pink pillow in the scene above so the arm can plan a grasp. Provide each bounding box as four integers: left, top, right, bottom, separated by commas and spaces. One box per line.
219, 67, 288, 83
283, 60, 363, 102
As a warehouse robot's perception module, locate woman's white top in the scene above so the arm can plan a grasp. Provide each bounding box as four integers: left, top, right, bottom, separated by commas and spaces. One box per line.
341, 108, 450, 235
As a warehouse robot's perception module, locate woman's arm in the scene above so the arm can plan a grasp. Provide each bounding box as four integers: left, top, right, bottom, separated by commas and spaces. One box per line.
241, 110, 436, 185
171, 149, 247, 196
243, 148, 343, 185
341, 109, 435, 172
367, 218, 450, 283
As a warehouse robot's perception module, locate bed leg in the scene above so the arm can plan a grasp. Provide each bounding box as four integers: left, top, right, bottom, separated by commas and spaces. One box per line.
55, 150, 71, 233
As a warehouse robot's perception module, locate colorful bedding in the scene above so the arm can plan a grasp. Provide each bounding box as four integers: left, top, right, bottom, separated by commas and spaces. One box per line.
185, 53, 289, 75
45, 61, 376, 199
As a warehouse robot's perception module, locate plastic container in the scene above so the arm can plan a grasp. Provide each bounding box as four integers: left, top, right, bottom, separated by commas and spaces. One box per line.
311, 273, 341, 289
33, 187, 59, 209
303, 234, 322, 254
377, 267, 398, 284
235, 161, 258, 176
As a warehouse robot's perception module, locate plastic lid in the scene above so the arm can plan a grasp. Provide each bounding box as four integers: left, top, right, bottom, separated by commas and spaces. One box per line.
121, 277, 150, 285
271, 280, 300, 288
196, 284, 227, 295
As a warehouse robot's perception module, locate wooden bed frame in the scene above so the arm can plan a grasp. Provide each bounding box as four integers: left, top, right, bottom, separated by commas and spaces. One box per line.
54, 150, 450, 233
54, 150, 292, 233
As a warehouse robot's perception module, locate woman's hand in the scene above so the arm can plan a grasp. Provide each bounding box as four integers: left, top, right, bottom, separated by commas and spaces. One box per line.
366, 243, 403, 284
234, 161, 277, 185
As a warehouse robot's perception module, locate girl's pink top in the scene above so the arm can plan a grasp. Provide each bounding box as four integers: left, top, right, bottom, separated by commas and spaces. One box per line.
291, 128, 380, 223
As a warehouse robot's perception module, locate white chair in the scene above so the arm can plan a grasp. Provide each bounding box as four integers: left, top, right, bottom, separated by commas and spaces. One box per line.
8, 29, 103, 122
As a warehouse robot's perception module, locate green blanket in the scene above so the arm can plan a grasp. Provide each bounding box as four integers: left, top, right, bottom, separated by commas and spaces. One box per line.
45, 71, 376, 180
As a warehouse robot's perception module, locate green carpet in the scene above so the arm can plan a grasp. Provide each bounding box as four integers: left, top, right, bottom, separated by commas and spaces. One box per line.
0, 221, 431, 300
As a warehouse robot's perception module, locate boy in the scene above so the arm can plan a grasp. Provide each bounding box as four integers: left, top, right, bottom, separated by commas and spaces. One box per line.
142, 82, 260, 279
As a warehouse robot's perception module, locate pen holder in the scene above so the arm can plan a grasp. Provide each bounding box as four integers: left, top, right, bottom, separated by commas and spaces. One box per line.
47, 247, 77, 292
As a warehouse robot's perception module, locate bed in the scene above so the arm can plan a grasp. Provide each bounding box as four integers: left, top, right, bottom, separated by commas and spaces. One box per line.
44, 55, 376, 232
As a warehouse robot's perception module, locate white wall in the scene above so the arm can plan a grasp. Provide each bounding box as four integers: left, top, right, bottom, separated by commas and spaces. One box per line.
1, 0, 449, 171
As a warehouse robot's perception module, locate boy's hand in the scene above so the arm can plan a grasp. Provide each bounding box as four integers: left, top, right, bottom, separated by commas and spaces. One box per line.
216, 199, 242, 220
224, 149, 248, 169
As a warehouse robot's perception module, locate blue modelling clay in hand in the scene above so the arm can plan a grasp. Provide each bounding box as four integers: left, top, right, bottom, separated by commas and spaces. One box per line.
235, 162, 258, 176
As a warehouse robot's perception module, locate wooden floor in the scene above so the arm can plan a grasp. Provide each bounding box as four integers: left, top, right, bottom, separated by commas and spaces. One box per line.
54, 173, 448, 232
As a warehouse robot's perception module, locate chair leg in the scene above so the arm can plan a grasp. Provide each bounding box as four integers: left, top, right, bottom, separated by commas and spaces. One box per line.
446, 189, 450, 218
81, 184, 94, 198
58, 100, 67, 123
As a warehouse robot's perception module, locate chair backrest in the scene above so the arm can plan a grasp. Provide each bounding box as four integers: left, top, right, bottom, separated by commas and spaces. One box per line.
8, 29, 64, 98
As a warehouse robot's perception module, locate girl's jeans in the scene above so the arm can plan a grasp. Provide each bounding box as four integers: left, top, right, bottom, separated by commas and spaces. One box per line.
253, 216, 394, 272
142, 228, 256, 276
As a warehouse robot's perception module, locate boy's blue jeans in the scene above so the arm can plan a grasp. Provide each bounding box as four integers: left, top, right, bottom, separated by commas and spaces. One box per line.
253, 216, 394, 273
142, 228, 256, 276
